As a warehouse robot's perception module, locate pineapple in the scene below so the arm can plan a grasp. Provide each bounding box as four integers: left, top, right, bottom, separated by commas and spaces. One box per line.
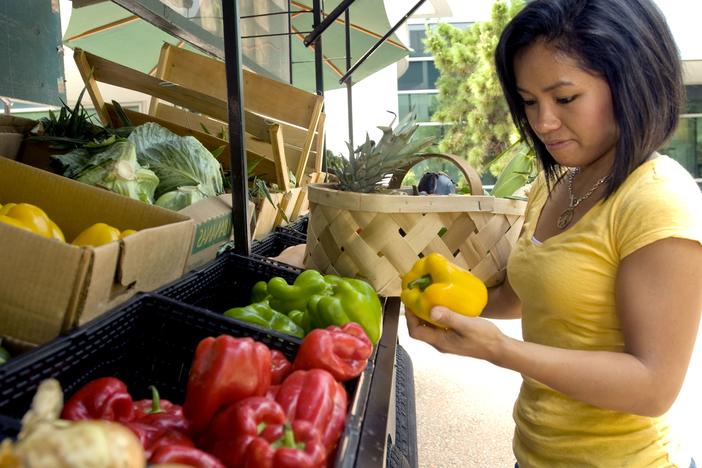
327, 112, 435, 193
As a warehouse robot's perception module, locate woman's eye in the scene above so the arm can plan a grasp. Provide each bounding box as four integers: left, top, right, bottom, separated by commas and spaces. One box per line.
521, 98, 536, 107
556, 95, 577, 104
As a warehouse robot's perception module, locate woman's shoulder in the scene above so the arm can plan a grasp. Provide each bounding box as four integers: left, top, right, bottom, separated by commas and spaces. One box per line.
611, 154, 702, 258
613, 154, 701, 209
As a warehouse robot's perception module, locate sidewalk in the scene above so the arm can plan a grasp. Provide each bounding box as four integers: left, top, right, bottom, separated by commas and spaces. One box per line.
397, 313, 701, 467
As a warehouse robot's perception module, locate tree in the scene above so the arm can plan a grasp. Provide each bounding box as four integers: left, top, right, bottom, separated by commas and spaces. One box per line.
424, 0, 524, 174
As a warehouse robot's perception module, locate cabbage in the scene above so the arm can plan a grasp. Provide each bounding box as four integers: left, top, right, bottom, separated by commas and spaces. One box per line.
72, 141, 160, 203
128, 122, 223, 199
155, 185, 208, 211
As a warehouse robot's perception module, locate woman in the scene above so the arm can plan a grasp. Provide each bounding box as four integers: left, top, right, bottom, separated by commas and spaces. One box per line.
405, 0, 702, 466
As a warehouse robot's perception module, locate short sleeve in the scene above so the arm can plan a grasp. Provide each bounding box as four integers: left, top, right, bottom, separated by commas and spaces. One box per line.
614, 158, 702, 259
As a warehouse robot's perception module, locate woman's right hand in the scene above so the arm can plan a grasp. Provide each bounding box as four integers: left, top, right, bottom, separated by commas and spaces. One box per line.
405, 306, 509, 363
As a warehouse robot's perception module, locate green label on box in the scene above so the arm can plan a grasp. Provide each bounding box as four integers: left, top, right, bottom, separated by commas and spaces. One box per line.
192, 214, 232, 254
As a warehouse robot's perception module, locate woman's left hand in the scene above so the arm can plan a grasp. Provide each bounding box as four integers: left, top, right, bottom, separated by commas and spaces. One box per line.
405, 306, 508, 362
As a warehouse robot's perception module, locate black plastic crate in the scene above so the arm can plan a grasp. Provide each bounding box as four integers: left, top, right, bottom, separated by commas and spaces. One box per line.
275, 213, 309, 239
157, 251, 305, 313
0, 293, 379, 468
251, 229, 306, 258
155, 252, 407, 467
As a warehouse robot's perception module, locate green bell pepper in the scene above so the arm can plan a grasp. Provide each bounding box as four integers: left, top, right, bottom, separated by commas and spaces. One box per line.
253, 270, 332, 314
224, 301, 305, 338
306, 275, 383, 343
0, 345, 9, 365
252, 269, 383, 343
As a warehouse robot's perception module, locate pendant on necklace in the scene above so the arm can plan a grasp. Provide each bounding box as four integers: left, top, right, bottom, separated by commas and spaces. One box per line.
557, 207, 574, 229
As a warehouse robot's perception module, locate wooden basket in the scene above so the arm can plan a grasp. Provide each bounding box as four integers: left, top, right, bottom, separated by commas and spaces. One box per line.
303, 153, 527, 296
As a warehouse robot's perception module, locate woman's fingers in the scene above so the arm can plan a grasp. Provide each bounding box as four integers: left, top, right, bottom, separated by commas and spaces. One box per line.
405, 308, 441, 342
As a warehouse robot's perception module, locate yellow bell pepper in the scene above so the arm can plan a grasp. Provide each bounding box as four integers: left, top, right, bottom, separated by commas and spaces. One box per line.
72, 223, 122, 247
0, 203, 65, 242
120, 229, 137, 238
400, 253, 488, 327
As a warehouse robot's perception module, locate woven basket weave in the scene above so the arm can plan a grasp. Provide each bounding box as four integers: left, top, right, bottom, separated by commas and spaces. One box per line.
303, 153, 527, 296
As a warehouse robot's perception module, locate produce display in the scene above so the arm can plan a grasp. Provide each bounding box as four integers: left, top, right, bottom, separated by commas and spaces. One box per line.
0, 203, 64, 241
292, 323, 373, 382
0, 379, 146, 468
71, 222, 135, 247
0, 326, 374, 467
0, 201, 136, 247
401, 252, 488, 327
52, 122, 224, 210
226, 269, 383, 343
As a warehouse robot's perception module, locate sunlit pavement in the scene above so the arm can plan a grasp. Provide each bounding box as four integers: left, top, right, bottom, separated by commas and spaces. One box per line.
397, 311, 701, 468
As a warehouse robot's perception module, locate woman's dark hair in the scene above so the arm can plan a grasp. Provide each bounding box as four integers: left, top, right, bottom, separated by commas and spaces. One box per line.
494, 0, 685, 196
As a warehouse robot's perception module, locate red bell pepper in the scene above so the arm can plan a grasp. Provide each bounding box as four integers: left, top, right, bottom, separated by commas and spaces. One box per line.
124, 421, 193, 460
243, 420, 327, 468
293, 322, 372, 382
61, 377, 134, 422
150, 444, 226, 468
275, 369, 348, 456
147, 429, 194, 456
183, 335, 272, 435
266, 384, 281, 400
132, 385, 190, 435
199, 396, 286, 467
271, 350, 293, 385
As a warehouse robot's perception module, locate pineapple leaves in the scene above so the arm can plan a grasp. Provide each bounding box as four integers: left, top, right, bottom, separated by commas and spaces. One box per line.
329, 111, 436, 193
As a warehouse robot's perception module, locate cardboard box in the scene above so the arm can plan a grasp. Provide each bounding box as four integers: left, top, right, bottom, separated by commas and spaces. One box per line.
0, 158, 195, 346
0, 116, 35, 161
179, 194, 256, 271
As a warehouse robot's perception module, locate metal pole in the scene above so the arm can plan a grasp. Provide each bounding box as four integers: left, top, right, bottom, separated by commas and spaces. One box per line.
345, 9, 353, 151
312, 0, 324, 95
303, 0, 356, 47
287, 0, 293, 84
221, 0, 250, 256
339, 0, 426, 84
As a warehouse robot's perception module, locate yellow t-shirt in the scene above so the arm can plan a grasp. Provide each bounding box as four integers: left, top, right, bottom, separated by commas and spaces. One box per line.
507, 155, 702, 467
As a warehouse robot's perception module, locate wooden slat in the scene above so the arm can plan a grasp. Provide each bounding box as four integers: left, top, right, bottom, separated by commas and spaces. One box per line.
270, 124, 290, 192
157, 43, 228, 101
147, 43, 172, 115
294, 97, 324, 185
74, 49, 110, 126
76, 49, 229, 122
314, 113, 326, 172
156, 44, 323, 129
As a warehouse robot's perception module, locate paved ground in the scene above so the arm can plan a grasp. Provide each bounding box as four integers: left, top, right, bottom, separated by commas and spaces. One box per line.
396, 312, 702, 468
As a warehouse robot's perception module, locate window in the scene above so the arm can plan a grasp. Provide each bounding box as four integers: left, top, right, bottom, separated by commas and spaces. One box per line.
398, 93, 439, 121
399, 23, 472, 148
662, 115, 702, 187
660, 86, 702, 187
407, 23, 471, 58
398, 61, 441, 91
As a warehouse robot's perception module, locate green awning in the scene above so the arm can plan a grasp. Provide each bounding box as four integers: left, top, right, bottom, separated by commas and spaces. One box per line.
63, 0, 409, 93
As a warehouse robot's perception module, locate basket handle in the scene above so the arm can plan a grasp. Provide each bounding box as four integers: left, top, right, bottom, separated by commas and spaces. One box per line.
388, 152, 484, 195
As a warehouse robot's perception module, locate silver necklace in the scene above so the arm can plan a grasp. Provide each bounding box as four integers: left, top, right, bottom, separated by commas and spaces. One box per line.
556, 168, 610, 230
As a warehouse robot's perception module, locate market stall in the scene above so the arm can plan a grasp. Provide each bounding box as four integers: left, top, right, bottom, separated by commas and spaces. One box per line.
0, 1, 421, 467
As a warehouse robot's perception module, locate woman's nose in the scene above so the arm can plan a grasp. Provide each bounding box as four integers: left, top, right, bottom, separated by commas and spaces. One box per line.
531, 105, 561, 133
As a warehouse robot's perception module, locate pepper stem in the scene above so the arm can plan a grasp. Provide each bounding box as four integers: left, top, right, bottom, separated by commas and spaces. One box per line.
407, 274, 433, 291
147, 385, 165, 414
271, 422, 305, 450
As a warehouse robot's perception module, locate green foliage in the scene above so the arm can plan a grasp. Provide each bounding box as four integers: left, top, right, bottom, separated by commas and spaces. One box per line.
29, 87, 132, 150
424, 0, 525, 175
489, 140, 537, 199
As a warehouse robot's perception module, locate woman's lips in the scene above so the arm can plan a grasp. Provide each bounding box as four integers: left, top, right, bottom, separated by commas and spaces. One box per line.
544, 139, 571, 150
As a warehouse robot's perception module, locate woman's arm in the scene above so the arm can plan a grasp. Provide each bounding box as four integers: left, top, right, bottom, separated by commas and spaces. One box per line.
480, 277, 522, 319
406, 237, 702, 416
